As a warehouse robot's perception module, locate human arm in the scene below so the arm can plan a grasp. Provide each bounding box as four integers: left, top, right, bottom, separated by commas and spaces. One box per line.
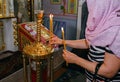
50, 36, 89, 49
62, 50, 120, 78
97, 52, 120, 78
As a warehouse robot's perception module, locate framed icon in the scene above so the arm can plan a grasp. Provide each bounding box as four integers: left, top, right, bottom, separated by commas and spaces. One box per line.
67, 0, 78, 14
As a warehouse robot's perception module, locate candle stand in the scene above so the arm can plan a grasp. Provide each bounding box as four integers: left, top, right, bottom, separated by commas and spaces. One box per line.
22, 10, 54, 82
22, 50, 54, 82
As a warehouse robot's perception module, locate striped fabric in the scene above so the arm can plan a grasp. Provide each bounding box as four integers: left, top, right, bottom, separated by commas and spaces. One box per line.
86, 45, 120, 82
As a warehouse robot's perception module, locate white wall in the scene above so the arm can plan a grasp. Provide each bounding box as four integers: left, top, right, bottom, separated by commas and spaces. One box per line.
1, 18, 18, 51
76, 0, 85, 39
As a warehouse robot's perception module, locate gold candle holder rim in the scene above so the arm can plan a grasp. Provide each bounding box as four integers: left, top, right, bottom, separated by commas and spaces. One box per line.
23, 42, 54, 59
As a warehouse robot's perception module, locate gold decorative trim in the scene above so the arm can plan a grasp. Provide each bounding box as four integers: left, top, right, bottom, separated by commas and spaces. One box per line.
0, 21, 5, 51
23, 12, 54, 60
12, 19, 18, 46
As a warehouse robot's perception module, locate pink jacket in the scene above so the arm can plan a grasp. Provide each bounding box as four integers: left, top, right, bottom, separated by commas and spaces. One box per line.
85, 0, 120, 58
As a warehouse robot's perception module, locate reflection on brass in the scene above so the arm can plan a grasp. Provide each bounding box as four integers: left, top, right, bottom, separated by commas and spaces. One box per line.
23, 42, 53, 59
37, 11, 43, 42
12, 19, 18, 46
0, 0, 2, 17
0, 21, 5, 51
3, 0, 6, 17
0, 0, 15, 18
23, 10, 54, 82
23, 10, 53, 59
50, 56, 54, 82
22, 55, 28, 82
0, 44, 5, 51
36, 61, 41, 82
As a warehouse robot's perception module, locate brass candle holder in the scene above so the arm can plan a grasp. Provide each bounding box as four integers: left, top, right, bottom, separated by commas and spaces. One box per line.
37, 10, 43, 42
23, 10, 54, 59
23, 11, 54, 82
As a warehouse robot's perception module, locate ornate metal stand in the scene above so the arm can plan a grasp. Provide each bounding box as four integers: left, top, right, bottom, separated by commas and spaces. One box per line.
22, 10, 54, 82
22, 52, 54, 82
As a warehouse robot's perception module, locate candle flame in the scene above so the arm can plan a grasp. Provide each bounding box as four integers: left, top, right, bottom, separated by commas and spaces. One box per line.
61, 27, 64, 32
49, 14, 53, 18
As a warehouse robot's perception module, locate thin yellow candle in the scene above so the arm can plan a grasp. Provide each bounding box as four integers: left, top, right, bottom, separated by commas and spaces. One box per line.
61, 27, 66, 50
49, 14, 53, 38
61, 27, 68, 66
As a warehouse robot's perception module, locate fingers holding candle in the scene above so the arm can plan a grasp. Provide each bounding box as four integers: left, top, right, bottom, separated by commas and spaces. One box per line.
50, 35, 63, 45
62, 50, 78, 64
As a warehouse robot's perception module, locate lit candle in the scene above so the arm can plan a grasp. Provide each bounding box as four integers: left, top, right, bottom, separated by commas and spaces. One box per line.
61, 27, 68, 66
49, 14, 53, 39
61, 27, 66, 50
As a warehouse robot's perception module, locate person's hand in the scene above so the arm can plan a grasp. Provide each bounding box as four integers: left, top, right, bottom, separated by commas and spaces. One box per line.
62, 50, 78, 64
50, 35, 63, 45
